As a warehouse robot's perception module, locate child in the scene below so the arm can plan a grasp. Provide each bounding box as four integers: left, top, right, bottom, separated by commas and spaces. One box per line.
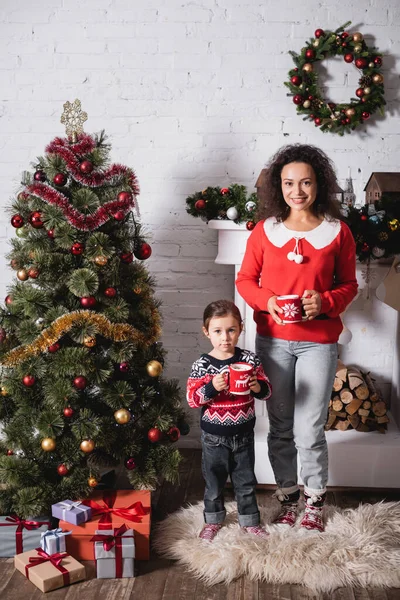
187, 299, 272, 542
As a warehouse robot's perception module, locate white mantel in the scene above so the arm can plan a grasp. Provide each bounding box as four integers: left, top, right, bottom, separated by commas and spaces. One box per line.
208, 219, 400, 488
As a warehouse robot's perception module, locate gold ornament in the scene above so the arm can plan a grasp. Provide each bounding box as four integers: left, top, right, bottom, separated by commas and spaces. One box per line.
302, 100, 311, 109
313, 40, 320, 47
372, 74, 384, 84
114, 408, 131, 424
363, 87, 371, 95
345, 108, 356, 117
352, 32, 363, 43
17, 269, 28, 281
389, 219, 400, 231
353, 44, 362, 54
368, 62, 374, 68
83, 335, 96, 348
0, 387, 8, 396
302, 63, 313, 73
60, 99, 88, 142
88, 476, 98, 488
80, 439, 95, 453
94, 255, 108, 266
133, 286, 142, 294
41, 437, 56, 452
146, 360, 163, 377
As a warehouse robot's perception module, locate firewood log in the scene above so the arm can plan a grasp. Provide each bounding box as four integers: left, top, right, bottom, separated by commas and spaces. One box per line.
340, 388, 354, 404
354, 383, 369, 400
356, 422, 370, 432
345, 397, 363, 415
372, 401, 387, 417
347, 367, 365, 390
336, 359, 348, 382
335, 419, 350, 431
325, 414, 337, 430
362, 400, 372, 410
376, 415, 389, 424
363, 372, 381, 402
331, 410, 348, 418
348, 414, 360, 429
333, 377, 343, 392
332, 398, 344, 412
358, 408, 370, 417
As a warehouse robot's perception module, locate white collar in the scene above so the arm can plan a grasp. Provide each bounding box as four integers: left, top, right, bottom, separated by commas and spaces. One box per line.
263, 217, 341, 250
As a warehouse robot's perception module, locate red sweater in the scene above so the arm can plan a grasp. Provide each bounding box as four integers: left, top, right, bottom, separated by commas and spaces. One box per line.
236, 217, 358, 344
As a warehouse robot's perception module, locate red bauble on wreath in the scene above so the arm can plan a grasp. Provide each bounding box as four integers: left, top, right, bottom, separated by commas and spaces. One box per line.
79, 160, 93, 174
73, 375, 88, 390
53, 172, 67, 186
48, 342, 60, 353
63, 406, 74, 418
34, 170, 46, 182
120, 251, 134, 264
11, 214, 24, 228
148, 427, 162, 443
80, 296, 96, 308
117, 191, 132, 203
195, 199, 206, 211
104, 287, 117, 298
134, 242, 152, 260
29, 212, 44, 228
23, 374, 36, 387
285, 22, 385, 134
71, 242, 84, 255
57, 464, 69, 476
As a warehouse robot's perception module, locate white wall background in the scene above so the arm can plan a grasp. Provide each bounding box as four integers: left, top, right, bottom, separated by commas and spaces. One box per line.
0, 0, 399, 440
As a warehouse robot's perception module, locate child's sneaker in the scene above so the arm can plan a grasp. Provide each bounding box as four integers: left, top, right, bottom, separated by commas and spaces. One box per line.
272, 502, 298, 527
241, 525, 269, 539
199, 523, 222, 542
300, 504, 324, 532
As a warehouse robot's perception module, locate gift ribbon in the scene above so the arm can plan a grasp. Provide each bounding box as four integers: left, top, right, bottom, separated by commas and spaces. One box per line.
82, 491, 148, 529
25, 548, 70, 587
0, 515, 50, 554
41, 528, 72, 553
90, 524, 132, 578
57, 501, 86, 520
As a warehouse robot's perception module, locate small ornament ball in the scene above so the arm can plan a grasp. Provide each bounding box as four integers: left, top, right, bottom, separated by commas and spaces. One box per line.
168, 426, 181, 442
245, 200, 256, 212
79, 160, 93, 174
53, 173, 67, 186
148, 427, 162, 443
0, 387, 8, 396
134, 242, 152, 260
113, 210, 126, 221
83, 335, 96, 348
80, 296, 96, 308
314, 28, 324, 38
352, 32, 364, 43
246, 221, 256, 231
119, 362, 129, 373
34, 170, 46, 182
71, 242, 84, 255
11, 214, 24, 228
114, 408, 131, 424
41, 437, 56, 452
120, 252, 134, 264
146, 360, 163, 377
29, 211, 44, 228
28, 267, 39, 279
63, 406, 74, 418
5, 295, 13, 306
6, 449, 14, 456
88, 477, 98, 488
48, 342, 60, 353
23, 374, 35, 387
94, 255, 108, 266
57, 464, 69, 476
125, 457, 136, 470
226, 207, 239, 220
302, 63, 313, 72
194, 199, 206, 211
344, 53, 354, 63
80, 439, 95, 453
290, 75, 302, 86
17, 269, 29, 281
293, 94, 303, 105
73, 375, 88, 390
117, 191, 132, 203
104, 287, 117, 298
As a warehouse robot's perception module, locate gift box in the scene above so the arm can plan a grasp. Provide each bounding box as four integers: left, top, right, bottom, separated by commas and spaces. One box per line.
91, 524, 135, 578
59, 489, 151, 560
0, 515, 50, 557
14, 547, 86, 593
40, 528, 72, 555
51, 500, 92, 525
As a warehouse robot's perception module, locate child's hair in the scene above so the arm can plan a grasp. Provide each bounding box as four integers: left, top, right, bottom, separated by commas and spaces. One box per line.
203, 299, 242, 331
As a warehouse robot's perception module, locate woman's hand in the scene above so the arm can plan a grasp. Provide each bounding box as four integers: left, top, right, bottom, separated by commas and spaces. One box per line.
212, 373, 228, 392
248, 374, 261, 394
302, 290, 321, 320
267, 295, 284, 325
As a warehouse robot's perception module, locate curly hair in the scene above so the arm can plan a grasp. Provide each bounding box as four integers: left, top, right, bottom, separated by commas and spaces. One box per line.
256, 144, 342, 222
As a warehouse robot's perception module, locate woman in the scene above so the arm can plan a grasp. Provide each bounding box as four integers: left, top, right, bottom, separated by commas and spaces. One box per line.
236, 144, 358, 532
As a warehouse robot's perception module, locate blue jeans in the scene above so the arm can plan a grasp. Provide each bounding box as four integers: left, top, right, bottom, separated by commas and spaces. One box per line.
256, 334, 337, 496
201, 430, 260, 527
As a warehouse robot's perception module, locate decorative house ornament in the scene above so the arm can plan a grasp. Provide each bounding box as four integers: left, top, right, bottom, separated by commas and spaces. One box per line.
364, 172, 400, 204
285, 22, 386, 135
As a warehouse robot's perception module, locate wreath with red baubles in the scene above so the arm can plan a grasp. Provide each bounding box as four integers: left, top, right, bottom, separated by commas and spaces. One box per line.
285, 22, 386, 135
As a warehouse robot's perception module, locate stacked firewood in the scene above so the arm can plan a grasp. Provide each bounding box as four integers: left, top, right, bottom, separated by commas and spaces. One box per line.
325, 360, 389, 433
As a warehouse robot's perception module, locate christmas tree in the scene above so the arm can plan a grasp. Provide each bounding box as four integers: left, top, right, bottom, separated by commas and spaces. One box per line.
0, 100, 188, 518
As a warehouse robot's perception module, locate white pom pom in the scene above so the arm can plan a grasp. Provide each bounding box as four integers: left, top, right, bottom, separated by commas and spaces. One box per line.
294, 254, 304, 264
287, 251, 295, 261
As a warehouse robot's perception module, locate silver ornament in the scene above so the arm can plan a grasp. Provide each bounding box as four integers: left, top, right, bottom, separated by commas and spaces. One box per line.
35, 317, 45, 327
226, 207, 239, 220
245, 201, 256, 212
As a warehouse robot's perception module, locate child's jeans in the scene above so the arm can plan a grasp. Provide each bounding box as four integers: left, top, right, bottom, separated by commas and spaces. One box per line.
201, 430, 260, 527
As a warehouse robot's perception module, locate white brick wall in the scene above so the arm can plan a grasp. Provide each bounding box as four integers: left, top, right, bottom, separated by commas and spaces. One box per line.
1, 0, 399, 441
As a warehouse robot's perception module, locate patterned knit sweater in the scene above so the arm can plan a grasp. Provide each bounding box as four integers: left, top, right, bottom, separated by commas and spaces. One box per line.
187, 347, 272, 436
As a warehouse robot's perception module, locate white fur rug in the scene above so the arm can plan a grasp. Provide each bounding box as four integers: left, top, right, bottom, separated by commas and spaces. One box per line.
153, 500, 400, 592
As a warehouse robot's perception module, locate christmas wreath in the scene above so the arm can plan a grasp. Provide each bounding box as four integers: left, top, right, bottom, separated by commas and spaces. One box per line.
285, 22, 386, 135
185, 184, 258, 230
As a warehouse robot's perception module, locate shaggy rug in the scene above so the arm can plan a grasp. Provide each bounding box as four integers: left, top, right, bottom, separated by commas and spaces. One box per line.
153, 500, 400, 592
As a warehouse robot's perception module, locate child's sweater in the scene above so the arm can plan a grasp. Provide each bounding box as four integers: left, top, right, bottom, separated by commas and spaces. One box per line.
187, 347, 271, 436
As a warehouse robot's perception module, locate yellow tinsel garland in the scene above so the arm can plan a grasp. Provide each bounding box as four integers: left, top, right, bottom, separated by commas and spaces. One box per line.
1, 309, 161, 368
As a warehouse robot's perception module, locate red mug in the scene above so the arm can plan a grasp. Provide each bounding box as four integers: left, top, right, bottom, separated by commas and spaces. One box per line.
276, 295, 305, 323
227, 362, 253, 395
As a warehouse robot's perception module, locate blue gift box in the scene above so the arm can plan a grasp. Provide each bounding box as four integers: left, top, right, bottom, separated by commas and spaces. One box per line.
0, 515, 50, 557
51, 500, 92, 525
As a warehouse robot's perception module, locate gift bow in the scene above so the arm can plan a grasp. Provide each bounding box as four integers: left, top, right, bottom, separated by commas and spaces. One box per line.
41, 528, 72, 553
0, 514, 50, 554
90, 523, 130, 551
58, 501, 82, 511
82, 491, 148, 529
25, 547, 70, 586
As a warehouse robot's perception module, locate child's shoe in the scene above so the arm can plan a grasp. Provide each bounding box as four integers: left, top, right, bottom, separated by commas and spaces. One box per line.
199, 523, 222, 541
272, 488, 300, 527
241, 525, 269, 539
300, 492, 326, 532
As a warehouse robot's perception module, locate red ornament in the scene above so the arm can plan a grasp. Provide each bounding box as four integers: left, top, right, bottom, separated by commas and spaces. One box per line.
120, 252, 134, 264
356, 88, 365, 98
314, 28, 325, 38
57, 464, 69, 476
119, 362, 129, 373
11, 214, 24, 228
48, 342, 60, 353
117, 191, 132, 203
361, 215, 368, 221
47, 229, 55, 239
29, 211, 44, 229
104, 287, 117, 298
134, 242, 152, 260
73, 376, 88, 390
80, 296, 96, 308
305, 48, 315, 59
341, 32, 349, 39
34, 170, 46, 182
194, 199, 206, 211
23, 374, 36, 387
345, 118, 351, 124
53, 173, 67, 186
344, 53, 354, 63
374, 56, 382, 67
290, 75, 302, 86
308, 95, 314, 100
125, 457, 136, 470
71, 242, 84, 255
28, 267, 39, 279
293, 94, 303, 105
361, 242, 369, 252
341, 42, 348, 48
314, 117, 322, 126
113, 210, 126, 221
63, 406, 74, 418
6, 449, 14, 456
79, 160, 93, 174
246, 221, 256, 231
5, 295, 13, 306
355, 58, 368, 69
168, 426, 180, 443
148, 427, 162, 443
362, 111, 370, 120
341, 119, 347, 125
220, 188, 229, 195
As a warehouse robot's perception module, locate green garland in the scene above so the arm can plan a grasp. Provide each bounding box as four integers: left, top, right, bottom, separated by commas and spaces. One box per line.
185, 184, 258, 227
285, 22, 386, 135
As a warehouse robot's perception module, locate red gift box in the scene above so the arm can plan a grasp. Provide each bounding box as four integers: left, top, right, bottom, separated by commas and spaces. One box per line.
59, 490, 151, 560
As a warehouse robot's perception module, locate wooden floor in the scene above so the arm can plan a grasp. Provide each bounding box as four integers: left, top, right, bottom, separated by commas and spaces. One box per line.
1, 448, 400, 599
